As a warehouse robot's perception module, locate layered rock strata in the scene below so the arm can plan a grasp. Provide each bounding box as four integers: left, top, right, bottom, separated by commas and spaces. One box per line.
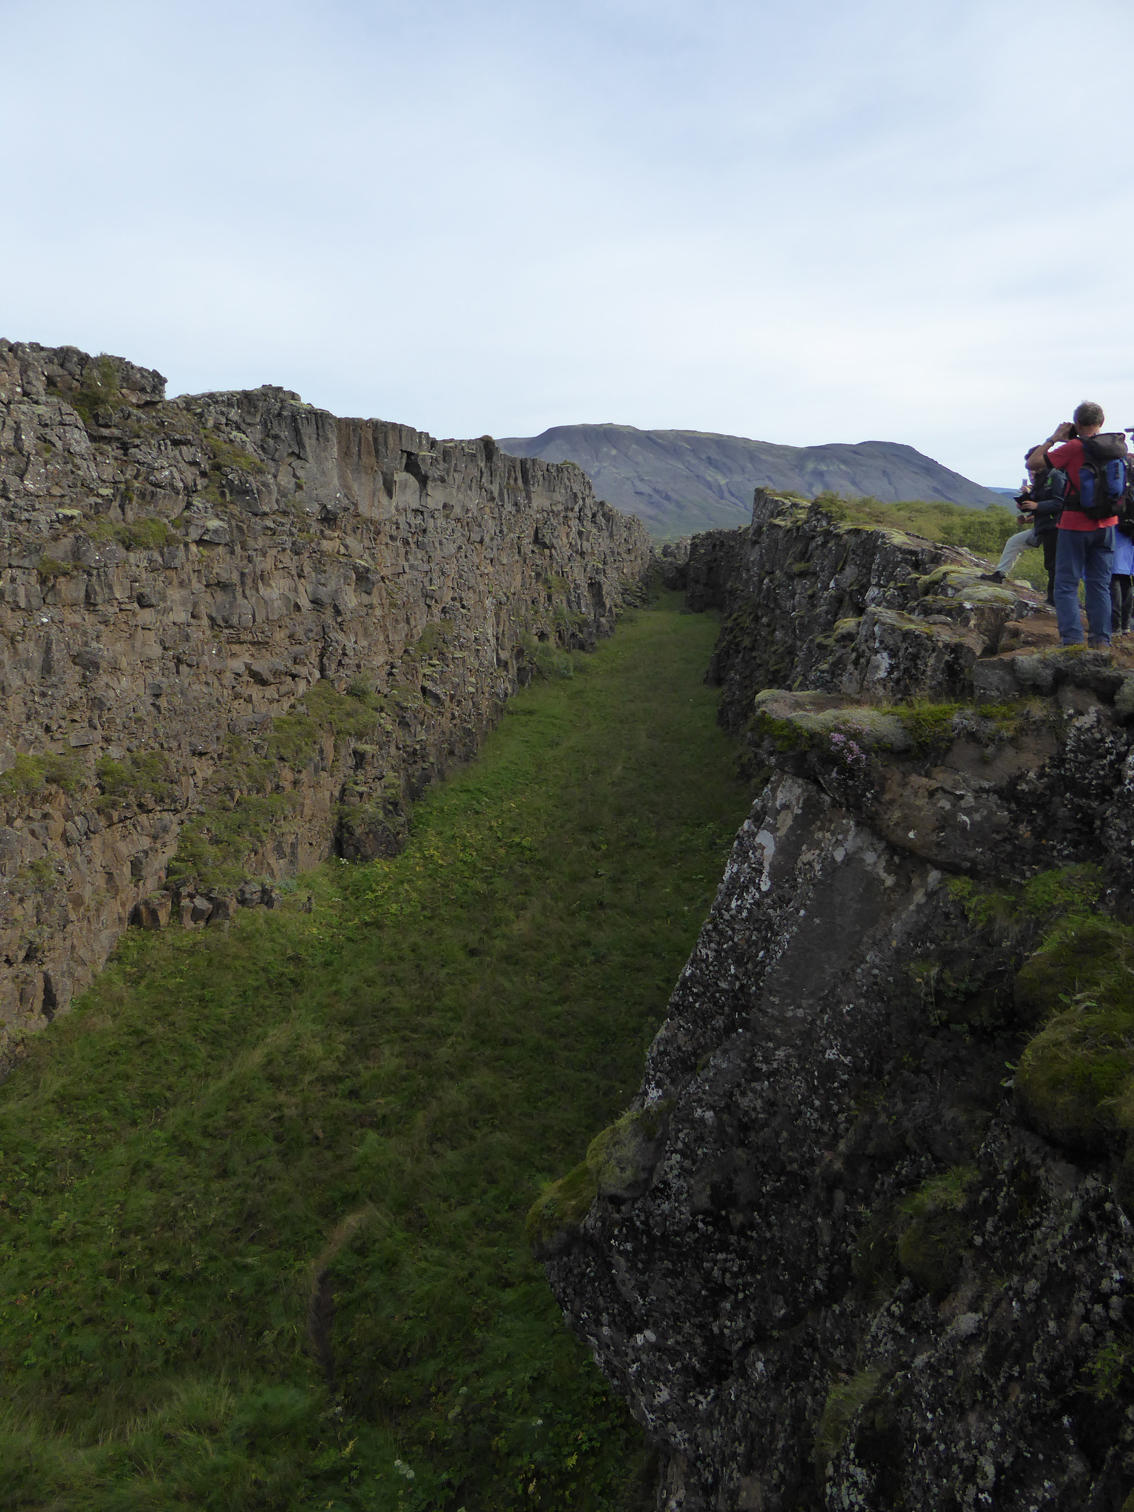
533, 494, 1134, 1509
0, 340, 649, 1065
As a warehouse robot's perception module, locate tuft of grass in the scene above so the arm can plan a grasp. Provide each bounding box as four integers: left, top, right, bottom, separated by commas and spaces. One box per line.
0, 590, 749, 1509
203, 428, 267, 479
85, 517, 176, 551
36, 555, 75, 581
896, 1166, 977, 1299
813, 1368, 882, 1484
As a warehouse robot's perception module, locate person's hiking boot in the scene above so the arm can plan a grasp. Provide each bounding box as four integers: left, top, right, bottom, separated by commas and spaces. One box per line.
980, 571, 1006, 583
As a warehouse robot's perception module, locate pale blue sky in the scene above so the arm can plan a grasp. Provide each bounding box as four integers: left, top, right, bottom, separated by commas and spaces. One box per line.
4, 0, 1132, 486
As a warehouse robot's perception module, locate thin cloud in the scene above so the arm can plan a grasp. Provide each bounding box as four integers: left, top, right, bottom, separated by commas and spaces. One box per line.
3, 0, 1132, 487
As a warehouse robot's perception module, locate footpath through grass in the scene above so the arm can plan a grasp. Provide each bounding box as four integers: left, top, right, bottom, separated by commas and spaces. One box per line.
0, 591, 751, 1512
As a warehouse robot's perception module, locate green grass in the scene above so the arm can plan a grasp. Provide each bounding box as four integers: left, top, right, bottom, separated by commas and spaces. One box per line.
84, 518, 177, 552
812, 492, 1045, 578
0, 591, 749, 1511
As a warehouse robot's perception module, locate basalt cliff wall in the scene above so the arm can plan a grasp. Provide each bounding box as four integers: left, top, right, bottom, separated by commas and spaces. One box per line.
0, 340, 649, 1068
534, 491, 1134, 1510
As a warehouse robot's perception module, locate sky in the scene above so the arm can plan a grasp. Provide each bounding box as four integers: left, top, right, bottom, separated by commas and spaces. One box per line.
4, 0, 1133, 487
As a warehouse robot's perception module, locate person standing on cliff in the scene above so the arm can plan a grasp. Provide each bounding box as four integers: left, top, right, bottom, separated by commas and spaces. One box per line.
1026, 401, 1118, 649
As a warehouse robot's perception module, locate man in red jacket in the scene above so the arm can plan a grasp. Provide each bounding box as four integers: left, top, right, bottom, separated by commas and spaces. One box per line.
1026, 400, 1117, 648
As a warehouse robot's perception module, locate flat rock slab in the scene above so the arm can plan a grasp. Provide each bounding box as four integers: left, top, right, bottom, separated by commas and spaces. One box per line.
752, 688, 914, 753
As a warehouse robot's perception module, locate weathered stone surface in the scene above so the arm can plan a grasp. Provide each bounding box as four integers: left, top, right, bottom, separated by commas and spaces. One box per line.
539, 491, 1134, 1509
0, 340, 649, 1067
132, 892, 171, 930
706, 491, 1047, 721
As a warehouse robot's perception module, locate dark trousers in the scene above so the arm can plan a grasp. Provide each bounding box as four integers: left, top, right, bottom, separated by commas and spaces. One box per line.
1112, 574, 1133, 633
1040, 532, 1057, 603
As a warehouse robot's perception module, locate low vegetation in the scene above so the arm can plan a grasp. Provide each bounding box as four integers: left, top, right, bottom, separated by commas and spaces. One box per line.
0, 590, 751, 1510
169, 681, 392, 891
96, 751, 179, 812
945, 868, 1134, 1170
812, 492, 1047, 590
0, 752, 84, 802
63, 356, 122, 426
84, 517, 177, 551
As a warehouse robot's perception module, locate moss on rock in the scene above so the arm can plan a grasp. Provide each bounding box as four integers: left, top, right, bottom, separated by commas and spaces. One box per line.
749, 690, 913, 755
1017, 1001, 1134, 1154
915, 565, 1014, 605
813, 1368, 883, 1484
1014, 916, 1132, 1027
896, 1166, 977, 1299
585, 1103, 670, 1201
526, 1161, 598, 1260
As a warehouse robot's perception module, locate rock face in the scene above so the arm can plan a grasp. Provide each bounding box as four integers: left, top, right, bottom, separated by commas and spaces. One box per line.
0, 340, 649, 1067
533, 492, 1134, 1509
498, 426, 1007, 536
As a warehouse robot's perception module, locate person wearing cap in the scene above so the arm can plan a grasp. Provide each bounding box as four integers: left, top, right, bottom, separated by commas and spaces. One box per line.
1026, 400, 1117, 648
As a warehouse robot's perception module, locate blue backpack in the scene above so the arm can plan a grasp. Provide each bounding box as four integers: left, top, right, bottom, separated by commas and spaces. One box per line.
1075, 432, 1129, 519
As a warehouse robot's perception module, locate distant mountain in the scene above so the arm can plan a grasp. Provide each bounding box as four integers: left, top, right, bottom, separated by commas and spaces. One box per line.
497, 424, 1007, 536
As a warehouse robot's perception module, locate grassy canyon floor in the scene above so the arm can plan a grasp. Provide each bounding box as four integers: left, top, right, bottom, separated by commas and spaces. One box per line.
0, 590, 752, 1512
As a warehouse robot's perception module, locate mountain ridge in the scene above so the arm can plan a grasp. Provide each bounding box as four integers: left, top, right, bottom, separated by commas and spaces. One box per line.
498, 422, 1007, 535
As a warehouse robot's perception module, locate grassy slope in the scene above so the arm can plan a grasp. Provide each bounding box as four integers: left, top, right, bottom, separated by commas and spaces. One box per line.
814, 493, 1047, 590
0, 591, 752, 1512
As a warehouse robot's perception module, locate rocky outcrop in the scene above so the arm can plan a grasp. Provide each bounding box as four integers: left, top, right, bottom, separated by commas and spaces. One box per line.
533, 493, 1134, 1509
705, 490, 1050, 724
0, 340, 649, 1067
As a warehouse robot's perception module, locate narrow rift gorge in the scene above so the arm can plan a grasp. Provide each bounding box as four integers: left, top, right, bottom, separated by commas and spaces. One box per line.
0, 590, 752, 1511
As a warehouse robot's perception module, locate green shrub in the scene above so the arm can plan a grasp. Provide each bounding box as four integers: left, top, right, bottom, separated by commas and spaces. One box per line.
96, 751, 178, 810
0, 752, 83, 801
64, 355, 122, 425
